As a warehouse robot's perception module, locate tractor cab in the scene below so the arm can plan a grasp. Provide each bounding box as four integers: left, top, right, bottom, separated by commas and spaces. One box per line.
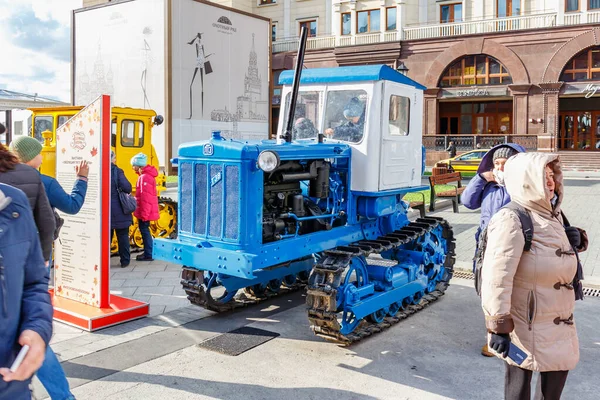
29, 106, 165, 194
278, 65, 425, 192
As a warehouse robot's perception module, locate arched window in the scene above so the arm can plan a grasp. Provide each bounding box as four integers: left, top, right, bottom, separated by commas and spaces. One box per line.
560, 47, 600, 82
439, 55, 512, 87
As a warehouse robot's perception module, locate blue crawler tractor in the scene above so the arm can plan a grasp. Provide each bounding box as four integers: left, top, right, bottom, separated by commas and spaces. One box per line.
154, 31, 455, 344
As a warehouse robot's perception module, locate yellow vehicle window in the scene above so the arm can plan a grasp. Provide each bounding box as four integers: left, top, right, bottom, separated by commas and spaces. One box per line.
57, 115, 70, 128
121, 120, 145, 148
33, 116, 53, 143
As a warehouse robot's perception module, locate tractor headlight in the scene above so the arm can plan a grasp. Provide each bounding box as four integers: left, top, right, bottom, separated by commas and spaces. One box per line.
257, 151, 280, 172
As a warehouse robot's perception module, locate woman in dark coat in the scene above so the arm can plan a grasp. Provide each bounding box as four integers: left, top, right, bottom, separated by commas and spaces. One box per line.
0, 142, 55, 262
111, 151, 133, 267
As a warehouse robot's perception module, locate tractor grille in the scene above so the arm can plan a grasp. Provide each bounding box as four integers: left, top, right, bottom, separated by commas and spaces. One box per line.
180, 161, 240, 241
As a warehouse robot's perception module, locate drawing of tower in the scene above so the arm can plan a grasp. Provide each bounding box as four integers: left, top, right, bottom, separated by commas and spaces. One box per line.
237, 34, 266, 121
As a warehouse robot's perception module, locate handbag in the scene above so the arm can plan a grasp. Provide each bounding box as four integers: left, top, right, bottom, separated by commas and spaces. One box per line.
113, 170, 137, 215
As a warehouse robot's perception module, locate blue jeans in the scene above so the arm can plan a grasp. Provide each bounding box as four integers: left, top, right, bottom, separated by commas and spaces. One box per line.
139, 220, 153, 258
37, 346, 75, 400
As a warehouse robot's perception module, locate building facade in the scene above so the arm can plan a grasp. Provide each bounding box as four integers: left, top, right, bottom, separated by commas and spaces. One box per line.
83, 0, 600, 166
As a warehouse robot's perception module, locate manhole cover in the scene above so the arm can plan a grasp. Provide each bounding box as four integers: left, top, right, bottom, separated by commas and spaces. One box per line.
198, 327, 280, 356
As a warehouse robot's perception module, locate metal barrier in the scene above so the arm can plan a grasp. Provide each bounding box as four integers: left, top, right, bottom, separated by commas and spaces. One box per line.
424, 135, 538, 152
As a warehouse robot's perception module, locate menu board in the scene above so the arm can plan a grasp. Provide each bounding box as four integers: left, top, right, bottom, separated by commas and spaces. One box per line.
54, 95, 110, 307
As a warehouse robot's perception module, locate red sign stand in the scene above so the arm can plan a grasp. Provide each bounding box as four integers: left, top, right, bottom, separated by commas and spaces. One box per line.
51, 95, 149, 331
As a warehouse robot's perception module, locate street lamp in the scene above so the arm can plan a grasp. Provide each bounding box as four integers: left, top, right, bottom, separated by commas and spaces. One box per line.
396, 61, 409, 76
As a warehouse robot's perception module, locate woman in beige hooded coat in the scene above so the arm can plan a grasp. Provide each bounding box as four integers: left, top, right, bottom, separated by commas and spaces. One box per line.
481, 152, 586, 400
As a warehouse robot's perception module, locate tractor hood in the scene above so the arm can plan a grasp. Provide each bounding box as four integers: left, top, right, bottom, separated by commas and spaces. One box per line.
177, 133, 351, 162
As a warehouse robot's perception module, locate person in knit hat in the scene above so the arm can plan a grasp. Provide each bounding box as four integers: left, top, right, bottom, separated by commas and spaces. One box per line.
11, 136, 90, 216
461, 143, 525, 357
9, 135, 43, 168
131, 152, 159, 261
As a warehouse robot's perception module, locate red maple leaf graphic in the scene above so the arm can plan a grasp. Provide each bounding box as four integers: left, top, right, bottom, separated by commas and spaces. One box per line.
57, 286, 63, 293
56, 134, 60, 141
94, 265, 98, 271
89, 128, 94, 136
55, 264, 59, 270
92, 293, 96, 299
61, 148, 66, 154
90, 147, 98, 157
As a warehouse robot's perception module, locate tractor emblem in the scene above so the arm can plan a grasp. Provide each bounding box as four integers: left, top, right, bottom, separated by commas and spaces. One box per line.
203, 143, 214, 156
211, 171, 222, 187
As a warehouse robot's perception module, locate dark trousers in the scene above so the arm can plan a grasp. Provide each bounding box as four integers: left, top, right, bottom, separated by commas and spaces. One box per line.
138, 220, 153, 258
505, 363, 569, 400
113, 228, 130, 266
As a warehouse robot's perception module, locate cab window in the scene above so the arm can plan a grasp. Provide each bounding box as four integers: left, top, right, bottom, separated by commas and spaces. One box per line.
324, 90, 368, 143
121, 120, 145, 147
283, 91, 322, 140
388, 95, 410, 136
33, 116, 53, 143
57, 115, 70, 128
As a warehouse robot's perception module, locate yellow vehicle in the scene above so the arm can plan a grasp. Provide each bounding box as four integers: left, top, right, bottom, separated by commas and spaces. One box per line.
437, 148, 490, 173
29, 106, 177, 250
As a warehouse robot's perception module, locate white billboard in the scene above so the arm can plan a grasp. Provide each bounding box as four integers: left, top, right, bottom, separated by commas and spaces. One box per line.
73, 0, 166, 165
170, 0, 270, 155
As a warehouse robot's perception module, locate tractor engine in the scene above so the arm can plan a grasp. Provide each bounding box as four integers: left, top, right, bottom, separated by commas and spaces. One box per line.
262, 159, 331, 243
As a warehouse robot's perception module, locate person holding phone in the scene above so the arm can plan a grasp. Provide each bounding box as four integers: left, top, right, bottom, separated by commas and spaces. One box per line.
0, 183, 53, 400
481, 153, 585, 400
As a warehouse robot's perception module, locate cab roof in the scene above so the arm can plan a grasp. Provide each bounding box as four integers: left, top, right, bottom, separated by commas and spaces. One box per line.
279, 64, 426, 90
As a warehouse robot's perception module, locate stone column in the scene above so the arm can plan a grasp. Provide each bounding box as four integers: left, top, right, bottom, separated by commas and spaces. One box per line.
349, 1, 357, 44
395, 0, 405, 40
333, 2, 341, 38
419, 0, 428, 24
424, 88, 440, 135
539, 82, 564, 152
380, 0, 386, 41
326, 0, 333, 35
283, 0, 291, 38
508, 84, 533, 135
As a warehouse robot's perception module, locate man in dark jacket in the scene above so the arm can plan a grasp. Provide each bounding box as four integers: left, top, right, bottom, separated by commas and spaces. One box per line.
0, 143, 55, 262
111, 151, 133, 267
324, 97, 365, 142
0, 183, 53, 400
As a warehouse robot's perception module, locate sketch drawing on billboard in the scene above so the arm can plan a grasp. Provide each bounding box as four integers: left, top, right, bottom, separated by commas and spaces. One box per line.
77, 44, 115, 105
209, 35, 267, 139
141, 26, 153, 109
187, 32, 213, 119
170, 0, 270, 151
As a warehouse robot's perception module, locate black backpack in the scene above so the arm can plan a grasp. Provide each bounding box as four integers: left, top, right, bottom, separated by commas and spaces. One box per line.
474, 202, 533, 297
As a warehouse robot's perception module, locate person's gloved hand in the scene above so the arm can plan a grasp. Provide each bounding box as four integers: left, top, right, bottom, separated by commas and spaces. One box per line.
489, 333, 511, 358
565, 226, 581, 249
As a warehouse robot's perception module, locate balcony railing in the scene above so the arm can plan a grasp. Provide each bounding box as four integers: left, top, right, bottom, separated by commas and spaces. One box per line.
272, 10, 600, 53
423, 134, 538, 152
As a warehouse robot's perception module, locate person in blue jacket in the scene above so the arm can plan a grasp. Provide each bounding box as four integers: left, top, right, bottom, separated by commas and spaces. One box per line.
111, 150, 133, 268
460, 142, 525, 357
9, 136, 89, 215
0, 183, 53, 400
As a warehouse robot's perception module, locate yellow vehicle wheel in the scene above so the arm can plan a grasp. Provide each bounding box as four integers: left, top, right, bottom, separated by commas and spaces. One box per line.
131, 224, 144, 248
151, 198, 177, 239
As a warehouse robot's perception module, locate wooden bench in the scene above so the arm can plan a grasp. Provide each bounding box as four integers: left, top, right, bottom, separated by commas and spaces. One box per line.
429, 172, 465, 213
406, 191, 426, 218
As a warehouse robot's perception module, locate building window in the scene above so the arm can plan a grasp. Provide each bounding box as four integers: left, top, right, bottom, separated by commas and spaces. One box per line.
439, 101, 512, 135
357, 9, 381, 33
591, 0, 600, 10
565, 0, 579, 11
497, 0, 521, 17
342, 12, 351, 35
389, 95, 410, 136
299, 19, 317, 37
259, 0, 276, 5
560, 47, 600, 81
441, 3, 462, 23
439, 55, 513, 87
386, 7, 397, 31
271, 23, 277, 42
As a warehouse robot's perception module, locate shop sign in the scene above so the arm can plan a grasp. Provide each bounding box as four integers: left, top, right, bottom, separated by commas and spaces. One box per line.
440, 86, 508, 99
562, 83, 600, 98
583, 84, 600, 98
